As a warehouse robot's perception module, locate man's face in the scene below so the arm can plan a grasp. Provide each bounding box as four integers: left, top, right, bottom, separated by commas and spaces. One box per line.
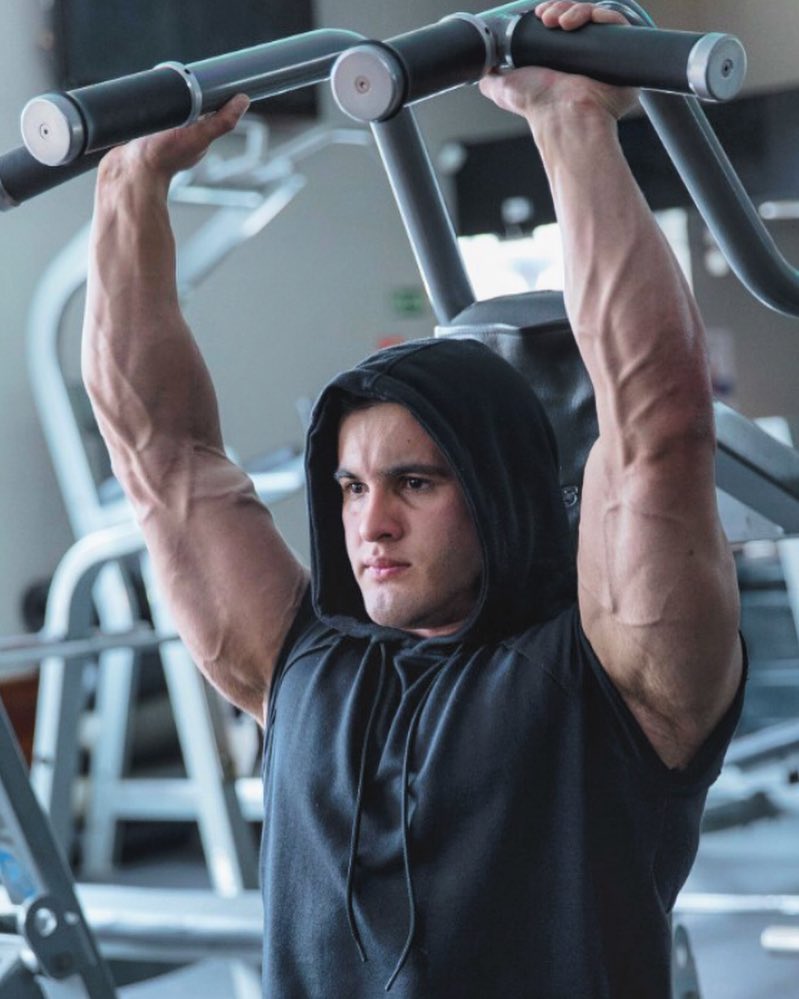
336, 402, 482, 638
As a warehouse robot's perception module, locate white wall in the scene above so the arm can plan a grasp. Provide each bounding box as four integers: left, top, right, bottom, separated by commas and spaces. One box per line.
691, 0, 799, 92
0, 0, 797, 635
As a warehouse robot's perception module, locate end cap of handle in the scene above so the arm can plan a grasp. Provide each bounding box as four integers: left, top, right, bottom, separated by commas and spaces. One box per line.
688, 33, 747, 102
21, 94, 85, 166
331, 44, 406, 122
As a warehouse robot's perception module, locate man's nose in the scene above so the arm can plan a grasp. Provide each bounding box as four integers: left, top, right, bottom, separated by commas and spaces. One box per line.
360, 488, 402, 542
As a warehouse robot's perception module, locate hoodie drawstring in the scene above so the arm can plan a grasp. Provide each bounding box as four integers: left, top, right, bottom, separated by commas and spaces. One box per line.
384, 659, 450, 993
344, 641, 455, 992
345, 643, 387, 962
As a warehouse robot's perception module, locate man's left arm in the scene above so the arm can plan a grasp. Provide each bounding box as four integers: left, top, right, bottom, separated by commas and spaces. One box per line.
481, 2, 743, 769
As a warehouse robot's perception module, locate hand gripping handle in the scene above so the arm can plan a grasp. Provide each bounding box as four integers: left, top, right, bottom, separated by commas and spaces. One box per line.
508, 12, 746, 101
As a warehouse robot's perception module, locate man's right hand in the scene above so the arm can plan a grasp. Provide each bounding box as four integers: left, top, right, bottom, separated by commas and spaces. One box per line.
98, 93, 251, 187
479, 2, 637, 129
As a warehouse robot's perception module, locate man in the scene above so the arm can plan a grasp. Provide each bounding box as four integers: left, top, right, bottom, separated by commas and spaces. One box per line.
82, 2, 744, 995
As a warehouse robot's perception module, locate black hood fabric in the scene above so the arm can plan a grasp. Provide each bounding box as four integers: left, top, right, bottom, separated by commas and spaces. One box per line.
305, 336, 577, 644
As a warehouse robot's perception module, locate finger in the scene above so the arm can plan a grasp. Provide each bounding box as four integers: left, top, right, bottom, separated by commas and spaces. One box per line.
200, 94, 251, 140
537, 2, 627, 30
591, 6, 629, 25
536, 2, 578, 26
556, 3, 602, 30
477, 72, 510, 109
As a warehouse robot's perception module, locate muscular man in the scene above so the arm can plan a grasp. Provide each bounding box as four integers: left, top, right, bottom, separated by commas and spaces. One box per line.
82, 3, 744, 995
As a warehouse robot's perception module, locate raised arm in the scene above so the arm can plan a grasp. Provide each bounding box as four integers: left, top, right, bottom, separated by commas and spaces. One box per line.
82, 96, 309, 723
480, 1, 742, 768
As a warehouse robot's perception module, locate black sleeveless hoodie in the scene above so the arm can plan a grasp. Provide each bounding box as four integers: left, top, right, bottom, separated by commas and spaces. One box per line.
260, 337, 743, 998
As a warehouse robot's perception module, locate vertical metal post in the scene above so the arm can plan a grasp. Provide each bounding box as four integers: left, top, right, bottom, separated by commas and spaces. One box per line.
370, 108, 475, 325
0, 698, 117, 996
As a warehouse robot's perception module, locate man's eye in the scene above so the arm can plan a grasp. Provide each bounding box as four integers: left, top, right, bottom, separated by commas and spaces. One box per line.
344, 481, 365, 496
403, 477, 429, 491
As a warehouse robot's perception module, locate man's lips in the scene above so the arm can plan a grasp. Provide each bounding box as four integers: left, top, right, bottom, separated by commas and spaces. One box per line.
363, 558, 410, 580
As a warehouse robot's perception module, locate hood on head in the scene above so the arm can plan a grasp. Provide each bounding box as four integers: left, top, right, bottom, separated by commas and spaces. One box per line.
305, 337, 576, 644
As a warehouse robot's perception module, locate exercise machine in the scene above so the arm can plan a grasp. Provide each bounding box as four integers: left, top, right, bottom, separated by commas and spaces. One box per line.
0, 524, 262, 996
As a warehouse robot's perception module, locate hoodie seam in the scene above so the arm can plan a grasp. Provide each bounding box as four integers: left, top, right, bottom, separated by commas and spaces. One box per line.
497, 636, 576, 697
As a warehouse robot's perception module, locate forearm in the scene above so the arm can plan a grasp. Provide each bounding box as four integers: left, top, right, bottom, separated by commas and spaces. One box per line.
531, 107, 714, 457
78, 100, 309, 722
82, 156, 225, 516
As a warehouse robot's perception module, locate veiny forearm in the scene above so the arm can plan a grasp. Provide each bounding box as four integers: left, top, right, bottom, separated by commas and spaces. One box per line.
82, 160, 225, 512
531, 108, 714, 458
78, 103, 310, 722
530, 105, 741, 766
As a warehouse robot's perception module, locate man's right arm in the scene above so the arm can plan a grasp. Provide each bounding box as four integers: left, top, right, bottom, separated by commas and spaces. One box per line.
82, 97, 309, 723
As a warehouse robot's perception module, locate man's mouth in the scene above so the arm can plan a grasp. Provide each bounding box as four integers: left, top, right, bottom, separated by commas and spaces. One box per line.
363, 558, 410, 581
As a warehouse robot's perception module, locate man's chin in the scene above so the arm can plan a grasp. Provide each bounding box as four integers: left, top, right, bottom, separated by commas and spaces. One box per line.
363, 595, 414, 632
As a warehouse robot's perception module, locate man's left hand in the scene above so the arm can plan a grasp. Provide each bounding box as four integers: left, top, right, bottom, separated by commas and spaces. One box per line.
479, 2, 638, 125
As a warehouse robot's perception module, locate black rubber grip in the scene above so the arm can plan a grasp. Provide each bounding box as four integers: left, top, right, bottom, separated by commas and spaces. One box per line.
69, 66, 194, 154
0, 146, 105, 209
511, 14, 706, 94
390, 19, 489, 104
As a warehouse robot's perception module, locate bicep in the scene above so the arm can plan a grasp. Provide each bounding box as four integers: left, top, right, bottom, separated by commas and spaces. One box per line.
136, 446, 309, 722
577, 436, 742, 766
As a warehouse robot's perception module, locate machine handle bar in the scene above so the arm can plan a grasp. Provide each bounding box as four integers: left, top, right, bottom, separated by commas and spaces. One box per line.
4, 5, 799, 316
20, 10, 745, 167
19, 29, 365, 168
335, 10, 744, 120
0, 145, 104, 210
508, 14, 743, 101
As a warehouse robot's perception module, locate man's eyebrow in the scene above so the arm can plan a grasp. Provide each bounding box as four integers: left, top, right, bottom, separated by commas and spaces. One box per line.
333, 463, 452, 482
385, 463, 452, 479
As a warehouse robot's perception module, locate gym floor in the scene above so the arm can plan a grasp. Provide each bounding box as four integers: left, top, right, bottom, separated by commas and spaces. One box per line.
680, 812, 799, 998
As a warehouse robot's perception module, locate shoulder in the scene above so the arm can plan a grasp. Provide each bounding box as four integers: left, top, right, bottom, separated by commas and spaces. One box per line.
498, 602, 593, 693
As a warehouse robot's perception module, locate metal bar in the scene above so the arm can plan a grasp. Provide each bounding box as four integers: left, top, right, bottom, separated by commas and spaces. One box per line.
675, 892, 799, 916
137, 556, 259, 895
714, 401, 799, 535
192, 29, 364, 111
0, 700, 117, 996
72, 776, 262, 823
641, 91, 799, 317
371, 109, 475, 324
723, 719, 799, 770
0, 884, 264, 965
0, 626, 175, 670
22, 30, 365, 166
761, 926, 799, 956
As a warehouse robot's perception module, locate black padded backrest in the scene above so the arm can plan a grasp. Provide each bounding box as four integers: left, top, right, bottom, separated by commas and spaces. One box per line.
440, 290, 598, 552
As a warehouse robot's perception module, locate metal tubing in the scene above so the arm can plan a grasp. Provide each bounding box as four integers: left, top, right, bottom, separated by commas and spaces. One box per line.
21, 29, 365, 166
6, 6, 799, 318
191, 29, 364, 110
370, 109, 475, 324
676, 892, 799, 916
0, 698, 117, 995
0, 146, 104, 210
714, 401, 799, 534
609, 0, 799, 315
641, 90, 799, 317
0, 626, 174, 671
389, 18, 490, 104
332, 18, 490, 123
507, 13, 744, 100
